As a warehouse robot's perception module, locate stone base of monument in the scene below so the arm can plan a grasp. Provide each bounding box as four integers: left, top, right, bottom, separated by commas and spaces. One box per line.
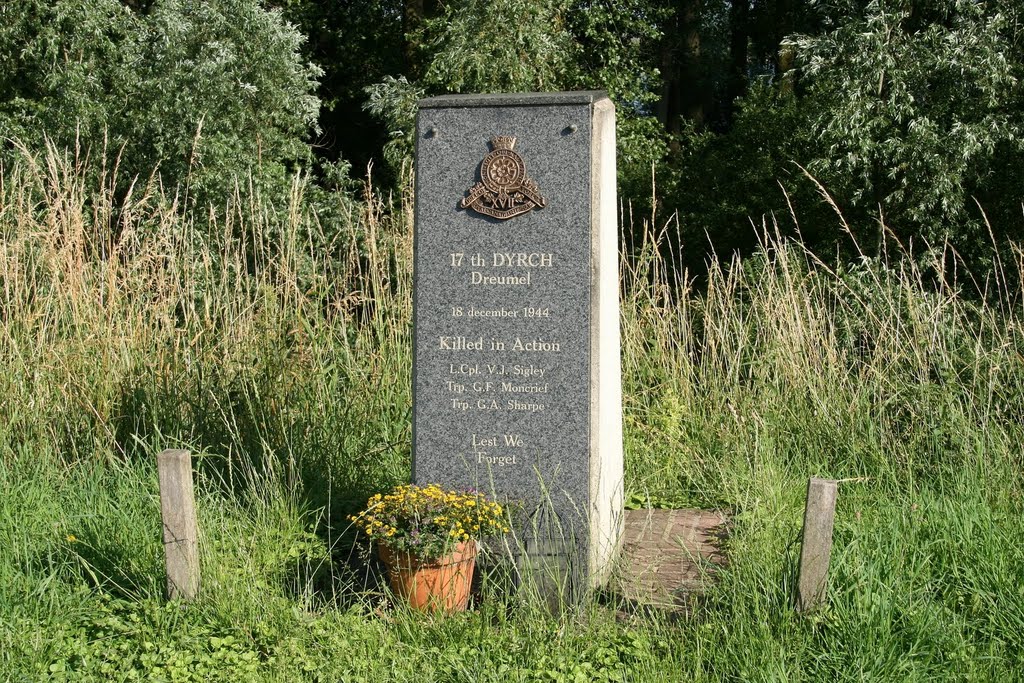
607, 508, 730, 616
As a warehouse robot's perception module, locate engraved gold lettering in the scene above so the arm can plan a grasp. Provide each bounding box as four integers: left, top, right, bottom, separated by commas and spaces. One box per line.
470, 271, 532, 286
511, 337, 561, 352
491, 252, 554, 267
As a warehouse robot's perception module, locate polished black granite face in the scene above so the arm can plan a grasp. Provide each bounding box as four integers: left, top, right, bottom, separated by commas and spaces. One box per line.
412, 93, 602, 570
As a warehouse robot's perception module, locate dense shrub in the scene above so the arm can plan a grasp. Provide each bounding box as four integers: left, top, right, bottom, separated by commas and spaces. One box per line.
0, 0, 321, 208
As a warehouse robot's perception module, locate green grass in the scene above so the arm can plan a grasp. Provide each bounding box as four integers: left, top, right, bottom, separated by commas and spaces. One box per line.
1, 145, 1022, 680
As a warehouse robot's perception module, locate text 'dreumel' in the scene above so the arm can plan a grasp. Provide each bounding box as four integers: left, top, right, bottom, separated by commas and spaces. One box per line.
460, 136, 547, 220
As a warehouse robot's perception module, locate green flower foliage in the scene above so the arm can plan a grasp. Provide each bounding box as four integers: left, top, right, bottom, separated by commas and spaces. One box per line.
0, 0, 321, 207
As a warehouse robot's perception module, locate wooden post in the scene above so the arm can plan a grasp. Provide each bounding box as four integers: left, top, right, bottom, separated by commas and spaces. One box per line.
157, 449, 200, 601
796, 477, 837, 613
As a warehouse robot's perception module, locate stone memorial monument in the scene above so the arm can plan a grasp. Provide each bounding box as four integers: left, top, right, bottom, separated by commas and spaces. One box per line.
412, 91, 622, 593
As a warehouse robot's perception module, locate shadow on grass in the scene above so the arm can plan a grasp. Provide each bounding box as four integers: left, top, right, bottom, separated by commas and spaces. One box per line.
106, 366, 413, 609
56, 530, 162, 601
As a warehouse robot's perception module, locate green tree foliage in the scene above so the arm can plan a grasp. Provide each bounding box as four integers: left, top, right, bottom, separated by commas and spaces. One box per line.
0, 1, 141, 153
0, 0, 321, 207
364, 0, 667, 187
417, 0, 663, 110
789, 0, 1024, 247
421, 0, 577, 93
653, 0, 1023, 274
662, 83, 823, 264
276, 0, 405, 178
3, 0, 1021, 277
132, 0, 321, 202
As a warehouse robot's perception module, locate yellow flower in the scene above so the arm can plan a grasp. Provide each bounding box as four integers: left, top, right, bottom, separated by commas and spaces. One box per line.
355, 483, 508, 550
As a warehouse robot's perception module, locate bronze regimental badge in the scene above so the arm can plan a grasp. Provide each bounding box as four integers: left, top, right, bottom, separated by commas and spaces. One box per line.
460, 136, 547, 220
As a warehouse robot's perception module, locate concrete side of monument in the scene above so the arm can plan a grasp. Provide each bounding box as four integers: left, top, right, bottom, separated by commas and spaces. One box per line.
412, 91, 623, 589
588, 96, 623, 587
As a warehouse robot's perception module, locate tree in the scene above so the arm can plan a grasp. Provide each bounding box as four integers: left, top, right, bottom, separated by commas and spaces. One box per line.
658, 0, 708, 135
0, 0, 322, 207
0, 1, 142, 156
788, 0, 1024, 248
276, 0, 406, 178
363, 0, 667, 188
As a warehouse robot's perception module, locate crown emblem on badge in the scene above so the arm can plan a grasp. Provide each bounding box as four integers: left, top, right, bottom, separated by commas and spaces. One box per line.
490, 135, 516, 151
460, 136, 547, 220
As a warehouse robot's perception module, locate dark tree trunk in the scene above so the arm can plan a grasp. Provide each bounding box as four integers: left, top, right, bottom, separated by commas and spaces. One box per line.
658, 0, 705, 139
403, 0, 425, 76
680, 0, 704, 128
772, 0, 796, 91
726, 0, 750, 123
748, 0, 801, 88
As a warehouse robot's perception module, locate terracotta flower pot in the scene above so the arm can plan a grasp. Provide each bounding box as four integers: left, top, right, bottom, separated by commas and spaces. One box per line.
378, 540, 478, 612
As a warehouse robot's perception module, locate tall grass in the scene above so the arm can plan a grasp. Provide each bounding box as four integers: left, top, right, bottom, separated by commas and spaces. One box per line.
0, 141, 413, 498
1, 144, 1022, 680
624, 216, 1024, 499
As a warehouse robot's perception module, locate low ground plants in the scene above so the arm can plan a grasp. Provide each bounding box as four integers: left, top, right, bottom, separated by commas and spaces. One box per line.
1, 145, 1021, 679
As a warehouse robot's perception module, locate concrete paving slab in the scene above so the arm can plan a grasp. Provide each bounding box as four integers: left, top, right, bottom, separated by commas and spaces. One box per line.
613, 508, 730, 613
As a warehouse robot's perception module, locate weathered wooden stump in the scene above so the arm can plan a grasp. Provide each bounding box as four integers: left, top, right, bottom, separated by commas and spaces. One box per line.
157, 449, 200, 601
795, 477, 838, 613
